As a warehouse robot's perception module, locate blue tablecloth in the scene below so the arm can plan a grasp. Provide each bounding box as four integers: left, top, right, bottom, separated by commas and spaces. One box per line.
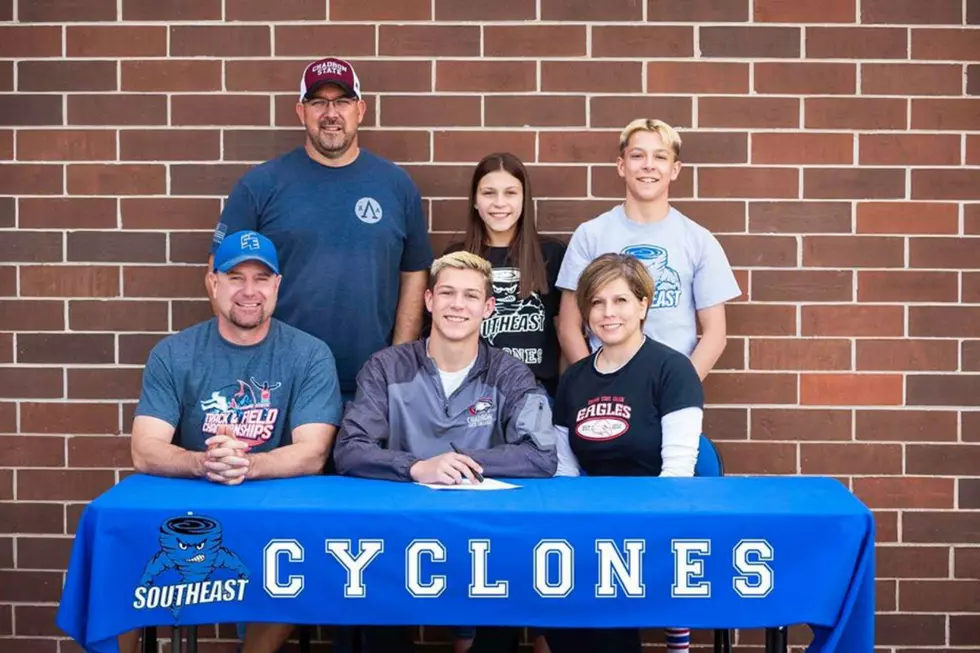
57, 475, 874, 653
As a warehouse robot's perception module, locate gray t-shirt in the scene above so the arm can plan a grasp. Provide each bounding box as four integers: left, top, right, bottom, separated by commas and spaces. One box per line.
556, 205, 740, 356
135, 318, 343, 453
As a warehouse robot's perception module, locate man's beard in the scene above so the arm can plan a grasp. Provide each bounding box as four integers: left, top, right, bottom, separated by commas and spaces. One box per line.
229, 307, 266, 330
309, 121, 353, 159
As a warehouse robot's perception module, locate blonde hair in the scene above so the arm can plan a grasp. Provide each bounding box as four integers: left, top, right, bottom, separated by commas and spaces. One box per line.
429, 251, 494, 299
576, 253, 654, 328
618, 118, 682, 159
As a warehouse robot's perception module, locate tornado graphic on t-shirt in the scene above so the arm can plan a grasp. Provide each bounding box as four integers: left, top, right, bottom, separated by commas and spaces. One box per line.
621, 245, 682, 309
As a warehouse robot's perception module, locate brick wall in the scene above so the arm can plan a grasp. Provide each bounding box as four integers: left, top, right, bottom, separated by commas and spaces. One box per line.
1, 0, 978, 650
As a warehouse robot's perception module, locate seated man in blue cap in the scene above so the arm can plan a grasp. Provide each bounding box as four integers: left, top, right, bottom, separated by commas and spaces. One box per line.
118, 230, 344, 653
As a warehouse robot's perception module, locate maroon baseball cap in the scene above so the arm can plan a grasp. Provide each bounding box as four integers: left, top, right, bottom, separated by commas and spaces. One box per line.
299, 57, 362, 101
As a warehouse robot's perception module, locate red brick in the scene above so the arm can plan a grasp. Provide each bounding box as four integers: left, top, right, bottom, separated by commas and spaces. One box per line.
703, 373, 797, 405
18, 470, 115, 502
20, 265, 119, 297
754, 62, 855, 94
381, 96, 480, 128
542, 62, 642, 93
273, 25, 375, 57
0, 536, 10, 566
752, 133, 852, 165
911, 306, 980, 337
171, 25, 270, 56
912, 99, 980, 131
912, 29, 980, 61
876, 614, 947, 647
222, 129, 301, 163
68, 435, 133, 468
0, 164, 62, 194
526, 166, 589, 198
751, 408, 851, 441
700, 26, 800, 58
647, 62, 749, 94
0, 232, 61, 262
673, 201, 746, 233
749, 339, 850, 371
647, 0, 747, 20
537, 132, 614, 164
900, 580, 980, 612
751, 270, 851, 302
359, 130, 430, 164
801, 374, 903, 406
120, 129, 220, 162
806, 27, 907, 59
970, 65, 980, 95
862, 63, 963, 96
699, 167, 798, 199
859, 271, 958, 303
964, 340, 980, 372
490, 96, 592, 128
169, 232, 211, 264
677, 133, 750, 165
67, 26, 166, 57
437, 61, 536, 93
877, 579, 897, 608
122, 0, 221, 20
68, 94, 167, 126
715, 337, 746, 371
400, 165, 470, 199
122, 60, 221, 92
911, 238, 980, 269
592, 26, 692, 57
0, 368, 62, 399
120, 197, 215, 229
714, 441, 797, 475
908, 375, 980, 407
702, 97, 799, 129
861, 134, 960, 166
172, 95, 270, 127
434, 0, 533, 19
21, 402, 119, 435
1, 95, 64, 126
585, 97, 690, 131
433, 131, 534, 164
856, 477, 954, 511
540, 0, 640, 19
805, 168, 905, 200
913, 170, 980, 200
484, 26, 586, 57
17, 129, 116, 162
970, 0, 980, 24
0, 300, 64, 330
879, 546, 949, 578
122, 265, 205, 298
863, 0, 962, 23
16, 537, 73, 570
18, 60, 116, 92
856, 202, 958, 235
68, 368, 142, 400
716, 235, 797, 267
806, 98, 906, 130
172, 300, 213, 330
703, 407, 748, 441
749, 201, 851, 234
67, 164, 165, 196
803, 236, 904, 268
169, 163, 251, 197
225, 59, 307, 92
0, 505, 62, 536
0, 130, 9, 159
536, 200, 622, 232
955, 548, 980, 578
17, 333, 115, 364
0, 267, 11, 295
952, 614, 980, 645
379, 25, 479, 56
21, 0, 116, 21
0, 61, 10, 92
69, 300, 168, 331
858, 339, 957, 372
755, 0, 853, 22
728, 304, 796, 336
330, 0, 430, 20
802, 305, 904, 337
908, 444, 980, 476
801, 442, 902, 474
970, 135, 980, 164
0, 26, 61, 57
0, 435, 64, 467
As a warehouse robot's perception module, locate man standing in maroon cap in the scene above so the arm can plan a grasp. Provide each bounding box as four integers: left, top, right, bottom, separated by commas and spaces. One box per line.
209, 57, 433, 409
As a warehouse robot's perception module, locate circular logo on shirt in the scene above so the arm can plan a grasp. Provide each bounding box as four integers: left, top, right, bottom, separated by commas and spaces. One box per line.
576, 416, 630, 441
355, 197, 383, 224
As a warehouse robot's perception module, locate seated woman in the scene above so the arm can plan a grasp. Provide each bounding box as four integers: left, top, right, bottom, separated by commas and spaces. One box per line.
546, 253, 704, 653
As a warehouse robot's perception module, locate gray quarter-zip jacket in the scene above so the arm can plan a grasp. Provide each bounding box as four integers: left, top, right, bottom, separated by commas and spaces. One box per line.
333, 339, 558, 481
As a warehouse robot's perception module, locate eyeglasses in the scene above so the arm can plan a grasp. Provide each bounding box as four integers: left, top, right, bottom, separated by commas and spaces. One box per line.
304, 97, 357, 112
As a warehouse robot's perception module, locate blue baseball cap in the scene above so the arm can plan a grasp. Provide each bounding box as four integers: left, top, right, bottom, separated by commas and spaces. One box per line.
213, 230, 280, 275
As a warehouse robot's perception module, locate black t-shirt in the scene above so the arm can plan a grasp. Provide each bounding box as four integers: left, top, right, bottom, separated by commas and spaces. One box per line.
444, 239, 565, 394
554, 338, 703, 477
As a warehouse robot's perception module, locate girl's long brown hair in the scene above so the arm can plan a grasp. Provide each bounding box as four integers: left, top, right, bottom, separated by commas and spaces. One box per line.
461, 152, 548, 298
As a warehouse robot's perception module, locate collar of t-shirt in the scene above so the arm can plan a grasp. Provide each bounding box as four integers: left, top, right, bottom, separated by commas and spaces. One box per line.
437, 357, 477, 398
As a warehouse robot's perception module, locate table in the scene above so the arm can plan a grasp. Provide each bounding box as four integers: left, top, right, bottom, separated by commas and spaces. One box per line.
57, 475, 874, 653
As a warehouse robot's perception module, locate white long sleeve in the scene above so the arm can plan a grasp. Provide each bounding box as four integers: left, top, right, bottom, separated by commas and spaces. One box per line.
553, 425, 581, 477
660, 407, 703, 478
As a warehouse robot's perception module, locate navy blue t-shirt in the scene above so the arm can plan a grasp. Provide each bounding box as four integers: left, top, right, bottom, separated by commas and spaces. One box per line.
212, 147, 434, 394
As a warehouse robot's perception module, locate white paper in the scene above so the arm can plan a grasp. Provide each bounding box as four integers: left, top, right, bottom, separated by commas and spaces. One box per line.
415, 478, 521, 491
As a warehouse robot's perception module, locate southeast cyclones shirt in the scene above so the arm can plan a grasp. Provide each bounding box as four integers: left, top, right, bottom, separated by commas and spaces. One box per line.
554, 337, 703, 476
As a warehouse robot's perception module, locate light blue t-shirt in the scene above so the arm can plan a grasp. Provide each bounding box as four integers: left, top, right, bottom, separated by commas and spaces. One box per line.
135, 318, 343, 453
556, 205, 741, 356
211, 147, 433, 395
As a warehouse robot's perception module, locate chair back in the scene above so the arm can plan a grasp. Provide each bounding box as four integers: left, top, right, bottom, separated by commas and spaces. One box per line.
694, 434, 725, 477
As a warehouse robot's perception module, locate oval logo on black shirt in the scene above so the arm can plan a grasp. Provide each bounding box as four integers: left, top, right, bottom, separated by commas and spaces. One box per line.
576, 416, 629, 441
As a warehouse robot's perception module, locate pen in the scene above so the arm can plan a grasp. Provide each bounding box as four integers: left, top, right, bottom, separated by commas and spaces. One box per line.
449, 442, 485, 483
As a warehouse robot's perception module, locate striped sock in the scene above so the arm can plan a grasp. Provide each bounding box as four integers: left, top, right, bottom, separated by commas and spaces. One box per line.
665, 627, 690, 651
